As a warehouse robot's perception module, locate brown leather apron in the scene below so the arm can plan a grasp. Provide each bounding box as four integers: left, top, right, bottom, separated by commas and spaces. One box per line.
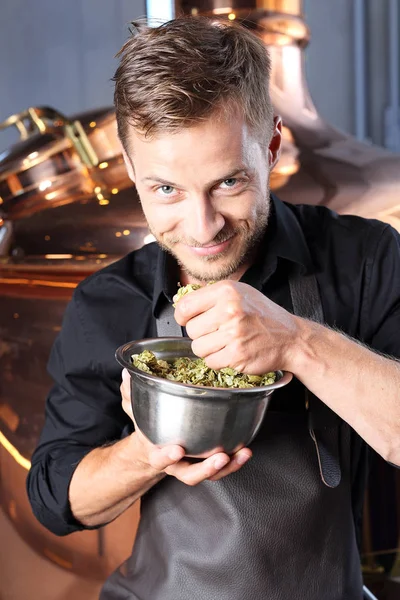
100, 271, 364, 600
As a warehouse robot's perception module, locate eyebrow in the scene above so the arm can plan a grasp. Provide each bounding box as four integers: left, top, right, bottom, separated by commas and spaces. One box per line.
141, 167, 251, 189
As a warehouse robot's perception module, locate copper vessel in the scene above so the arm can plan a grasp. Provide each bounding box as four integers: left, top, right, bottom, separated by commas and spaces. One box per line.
0, 0, 400, 585
0, 106, 131, 220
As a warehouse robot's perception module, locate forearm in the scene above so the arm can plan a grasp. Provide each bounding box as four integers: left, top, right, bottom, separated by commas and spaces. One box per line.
69, 432, 164, 527
290, 319, 400, 464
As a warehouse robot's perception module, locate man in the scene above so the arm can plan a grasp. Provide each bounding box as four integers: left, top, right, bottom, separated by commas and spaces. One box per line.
27, 16, 400, 600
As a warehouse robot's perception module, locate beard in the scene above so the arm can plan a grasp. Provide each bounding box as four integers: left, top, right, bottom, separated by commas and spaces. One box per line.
148, 197, 271, 283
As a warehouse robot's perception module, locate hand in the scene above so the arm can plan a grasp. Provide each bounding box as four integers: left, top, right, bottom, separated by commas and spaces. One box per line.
174, 280, 300, 374
120, 368, 252, 485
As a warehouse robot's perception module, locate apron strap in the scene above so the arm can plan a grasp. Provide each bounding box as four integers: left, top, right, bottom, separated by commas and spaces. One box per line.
156, 275, 341, 488
289, 272, 342, 488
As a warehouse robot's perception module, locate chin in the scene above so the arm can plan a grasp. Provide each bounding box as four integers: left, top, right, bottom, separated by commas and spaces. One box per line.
180, 254, 243, 282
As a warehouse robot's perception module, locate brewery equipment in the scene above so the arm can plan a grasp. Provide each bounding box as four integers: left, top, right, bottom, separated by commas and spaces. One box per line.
0, 0, 399, 588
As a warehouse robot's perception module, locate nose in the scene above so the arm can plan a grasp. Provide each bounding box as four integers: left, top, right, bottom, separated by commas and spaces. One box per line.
185, 193, 225, 245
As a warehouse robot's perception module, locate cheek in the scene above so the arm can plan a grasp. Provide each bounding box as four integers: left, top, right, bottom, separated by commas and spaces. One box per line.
228, 194, 260, 224
140, 197, 183, 236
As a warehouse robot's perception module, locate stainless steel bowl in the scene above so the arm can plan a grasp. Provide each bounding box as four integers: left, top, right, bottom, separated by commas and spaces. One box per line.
116, 337, 293, 457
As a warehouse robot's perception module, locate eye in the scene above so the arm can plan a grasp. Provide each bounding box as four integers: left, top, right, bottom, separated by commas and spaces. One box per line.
157, 185, 175, 196
220, 178, 238, 188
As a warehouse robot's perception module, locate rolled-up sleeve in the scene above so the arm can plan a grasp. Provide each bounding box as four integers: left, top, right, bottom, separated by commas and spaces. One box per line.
26, 287, 128, 536
362, 224, 400, 359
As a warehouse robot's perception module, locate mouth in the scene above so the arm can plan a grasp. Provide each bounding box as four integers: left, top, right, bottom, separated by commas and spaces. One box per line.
184, 236, 234, 257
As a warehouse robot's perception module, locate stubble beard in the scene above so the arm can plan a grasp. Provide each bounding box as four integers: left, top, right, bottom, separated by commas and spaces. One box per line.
149, 199, 271, 283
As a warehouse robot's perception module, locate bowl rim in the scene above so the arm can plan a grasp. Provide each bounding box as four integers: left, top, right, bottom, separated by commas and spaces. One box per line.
115, 337, 293, 394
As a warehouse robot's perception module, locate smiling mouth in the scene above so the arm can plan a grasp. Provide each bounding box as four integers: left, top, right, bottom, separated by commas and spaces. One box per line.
185, 236, 234, 257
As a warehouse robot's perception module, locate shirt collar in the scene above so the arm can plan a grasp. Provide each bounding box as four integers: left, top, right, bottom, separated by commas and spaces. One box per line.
269, 193, 314, 274
152, 194, 314, 316
152, 247, 181, 318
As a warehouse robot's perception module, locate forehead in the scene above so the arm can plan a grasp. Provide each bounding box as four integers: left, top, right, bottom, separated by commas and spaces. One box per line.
127, 111, 262, 177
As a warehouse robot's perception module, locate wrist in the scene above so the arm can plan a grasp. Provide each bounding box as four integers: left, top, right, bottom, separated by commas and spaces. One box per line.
111, 432, 164, 482
286, 317, 327, 378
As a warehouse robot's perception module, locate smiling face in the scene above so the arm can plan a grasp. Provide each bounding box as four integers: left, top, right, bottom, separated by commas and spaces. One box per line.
124, 109, 282, 284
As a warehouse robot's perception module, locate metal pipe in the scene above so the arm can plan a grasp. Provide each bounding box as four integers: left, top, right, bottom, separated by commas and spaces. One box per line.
353, 0, 367, 140
385, 0, 400, 152
146, 0, 174, 24
362, 586, 378, 600
388, 0, 399, 114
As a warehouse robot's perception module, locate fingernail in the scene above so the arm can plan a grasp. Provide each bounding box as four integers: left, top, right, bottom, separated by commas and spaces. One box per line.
236, 453, 251, 466
122, 368, 130, 382
214, 456, 230, 470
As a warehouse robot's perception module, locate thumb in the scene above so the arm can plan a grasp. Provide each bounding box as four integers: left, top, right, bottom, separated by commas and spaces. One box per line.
147, 444, 186, 472
122, 368, 131, 385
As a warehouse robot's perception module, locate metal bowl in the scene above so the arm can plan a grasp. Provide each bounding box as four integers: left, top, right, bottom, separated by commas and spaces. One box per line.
116, 337, 293, 458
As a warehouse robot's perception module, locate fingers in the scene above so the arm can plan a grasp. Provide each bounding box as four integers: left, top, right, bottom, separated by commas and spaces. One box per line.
121, 368, 131, 397
184, 306, 220, 340
174, 283, 222, 325
129, 430, 186, 475
165, 452, 232, 485
191, 330, 227, 360
121, 368, 133, 420
147, 444, 186, 472
123, 367, 252, 484
208, 448, 252, 481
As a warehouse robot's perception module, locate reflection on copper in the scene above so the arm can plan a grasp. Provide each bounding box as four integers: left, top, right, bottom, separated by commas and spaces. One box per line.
43, 548, 73, 570
0, 403, 20, 432
0, 429, 31, 470
0, 107, 131, 220
44, 191, 57, 200
38, 180, 52, 191
44, 254, 74, 259
212, 7, 232, 14
0, 277, 77, 289
8, 499, 18, 521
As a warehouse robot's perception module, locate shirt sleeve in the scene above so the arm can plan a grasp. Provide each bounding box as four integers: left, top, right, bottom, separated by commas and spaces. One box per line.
362, 224, 400, 360
362, 224, 400, 468
26, 286, 129, 536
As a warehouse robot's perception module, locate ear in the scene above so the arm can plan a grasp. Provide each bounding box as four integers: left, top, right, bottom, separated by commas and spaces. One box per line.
268, 116, 283, 169
122, 147, 136, 183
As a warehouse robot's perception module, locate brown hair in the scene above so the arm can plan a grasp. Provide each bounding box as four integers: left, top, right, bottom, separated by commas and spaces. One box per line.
113, 16, 274, 150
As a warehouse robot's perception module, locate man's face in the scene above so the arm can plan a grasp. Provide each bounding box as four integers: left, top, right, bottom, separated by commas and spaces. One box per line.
124, 110, 281, 283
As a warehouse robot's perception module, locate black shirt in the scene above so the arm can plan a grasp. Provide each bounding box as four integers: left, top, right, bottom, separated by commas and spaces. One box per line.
27, 194, 400, 542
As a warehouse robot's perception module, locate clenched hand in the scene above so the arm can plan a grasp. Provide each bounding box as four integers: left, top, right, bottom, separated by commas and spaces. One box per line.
174, 280, 300, 375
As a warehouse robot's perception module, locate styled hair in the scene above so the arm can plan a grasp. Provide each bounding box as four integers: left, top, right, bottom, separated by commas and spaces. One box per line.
113, 16, 274, 150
